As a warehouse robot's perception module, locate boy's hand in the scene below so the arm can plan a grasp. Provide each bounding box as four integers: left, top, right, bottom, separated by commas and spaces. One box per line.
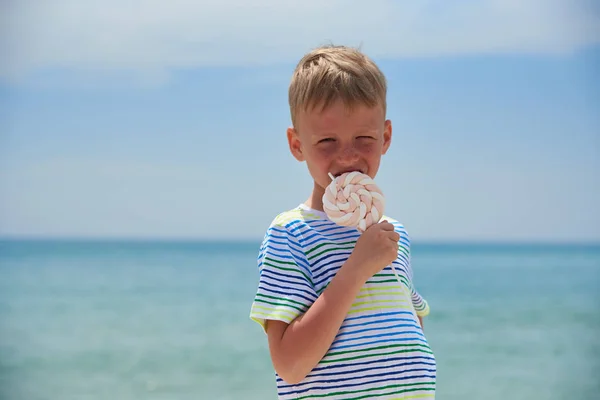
346, 220, 400, 283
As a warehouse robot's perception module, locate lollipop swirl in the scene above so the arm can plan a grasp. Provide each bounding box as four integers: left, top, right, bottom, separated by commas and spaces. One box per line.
322, 171, 385, 232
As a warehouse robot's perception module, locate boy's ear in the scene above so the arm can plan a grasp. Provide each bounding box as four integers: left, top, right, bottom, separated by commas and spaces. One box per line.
381, 119, 392, 155
287, 127, 305, 162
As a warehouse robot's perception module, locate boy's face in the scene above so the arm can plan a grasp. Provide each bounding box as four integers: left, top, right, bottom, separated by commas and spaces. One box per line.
287, 100, 392, 196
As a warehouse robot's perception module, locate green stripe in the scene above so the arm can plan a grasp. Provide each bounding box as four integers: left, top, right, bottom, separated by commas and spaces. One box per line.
398, 244, 409, 258
296, 383, 435, 400
374, 273, 410, 286
366, 278, 398, 284
322, 348, 433, 364
307, 244, 355, 261
264, 256, 297, 267
305, 240, 356, 257
255, 293, 306, 308
253, 298, 305, 313
322, 343, 433, 362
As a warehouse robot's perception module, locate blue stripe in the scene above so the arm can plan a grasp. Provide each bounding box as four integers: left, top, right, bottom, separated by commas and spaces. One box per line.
392, 256, 409, 268
301, 355, 436, 375
287, 221, 306, 234
257, 286, 316, 304
278, 374, 436, 396
257, 284, 317, 304
259, 248, 296, 262
258, 237, 287, 252
277, 361, 436, 384
260, 270, 314, 290
336, 317, 417, 334
279, 368, 437, 389
286, 246, 312, 273
298, 223, 358, 239
304, 231, 360, 248
334, 323, 423, 341
329, 336, 428, 351
259, 247, 310, 271
313, 268, 341, 289
311, 253, 351, 278
267, 224, 298, 238
310, 224, 353, 236
264, 226, 292, 239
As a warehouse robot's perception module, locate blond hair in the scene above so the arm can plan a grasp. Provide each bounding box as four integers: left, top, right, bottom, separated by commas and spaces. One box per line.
288, 45, 387, 127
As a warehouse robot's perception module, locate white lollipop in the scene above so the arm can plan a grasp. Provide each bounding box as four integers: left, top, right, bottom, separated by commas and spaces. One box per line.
322, 171, 385, 232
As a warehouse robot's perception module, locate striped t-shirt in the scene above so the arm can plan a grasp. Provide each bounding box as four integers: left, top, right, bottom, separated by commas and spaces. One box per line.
249, 204, 436, 399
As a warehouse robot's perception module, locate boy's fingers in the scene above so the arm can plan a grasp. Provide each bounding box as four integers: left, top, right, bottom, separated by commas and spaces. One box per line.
387, 231, 400, 242
379, 221, 394, 231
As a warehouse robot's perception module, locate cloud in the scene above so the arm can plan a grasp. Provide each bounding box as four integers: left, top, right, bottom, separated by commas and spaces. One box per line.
2, 0, 600, 82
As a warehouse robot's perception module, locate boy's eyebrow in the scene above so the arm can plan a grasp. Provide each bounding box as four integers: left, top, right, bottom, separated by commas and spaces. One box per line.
311, 127, 379, 136
355, 127, 379, 134
311, 131, 335, 136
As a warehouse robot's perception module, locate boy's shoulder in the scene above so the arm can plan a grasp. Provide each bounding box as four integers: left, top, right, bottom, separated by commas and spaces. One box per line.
270, 204, 323, 228
271, 205, 318, 227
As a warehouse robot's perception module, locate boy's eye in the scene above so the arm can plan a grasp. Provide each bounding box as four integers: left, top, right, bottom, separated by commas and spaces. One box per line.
358, 136, 375, 140
318, 138, 335, 143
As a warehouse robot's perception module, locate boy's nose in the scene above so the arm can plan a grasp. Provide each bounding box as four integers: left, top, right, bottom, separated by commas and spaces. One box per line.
337, 146, 360, 165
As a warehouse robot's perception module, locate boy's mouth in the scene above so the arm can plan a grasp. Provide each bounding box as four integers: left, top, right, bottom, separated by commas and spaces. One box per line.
333, 169, 365, 178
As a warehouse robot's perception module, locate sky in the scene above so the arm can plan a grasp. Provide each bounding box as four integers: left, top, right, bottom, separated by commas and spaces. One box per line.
1, 0, 599, 243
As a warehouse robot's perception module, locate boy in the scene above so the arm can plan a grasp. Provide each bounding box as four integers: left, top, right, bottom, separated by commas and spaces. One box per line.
249, 45, 436, 399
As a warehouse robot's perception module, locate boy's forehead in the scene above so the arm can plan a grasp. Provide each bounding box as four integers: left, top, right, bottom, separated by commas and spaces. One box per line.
297, 101, 384, 132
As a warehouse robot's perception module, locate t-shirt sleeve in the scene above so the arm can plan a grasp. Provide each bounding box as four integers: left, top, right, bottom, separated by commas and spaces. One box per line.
249, 223, 318, 332
410, 286, 431, 317
393, 219, 431, 318
407, 253, 430, 317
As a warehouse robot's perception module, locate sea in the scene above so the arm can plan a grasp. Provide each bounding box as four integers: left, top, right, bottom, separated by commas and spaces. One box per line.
0, 239, 598, 400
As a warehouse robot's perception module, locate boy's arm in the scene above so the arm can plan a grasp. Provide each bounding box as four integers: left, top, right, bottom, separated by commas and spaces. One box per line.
266, 261, 363, 384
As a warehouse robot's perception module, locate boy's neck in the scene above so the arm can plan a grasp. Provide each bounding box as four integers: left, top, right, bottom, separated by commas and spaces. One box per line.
305, 182, 326, 211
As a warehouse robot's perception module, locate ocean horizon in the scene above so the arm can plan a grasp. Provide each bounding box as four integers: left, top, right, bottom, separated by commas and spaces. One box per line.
1, 238, 598, 399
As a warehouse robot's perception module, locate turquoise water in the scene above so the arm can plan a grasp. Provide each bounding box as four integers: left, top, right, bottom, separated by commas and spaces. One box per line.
0, 240, 598, 399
